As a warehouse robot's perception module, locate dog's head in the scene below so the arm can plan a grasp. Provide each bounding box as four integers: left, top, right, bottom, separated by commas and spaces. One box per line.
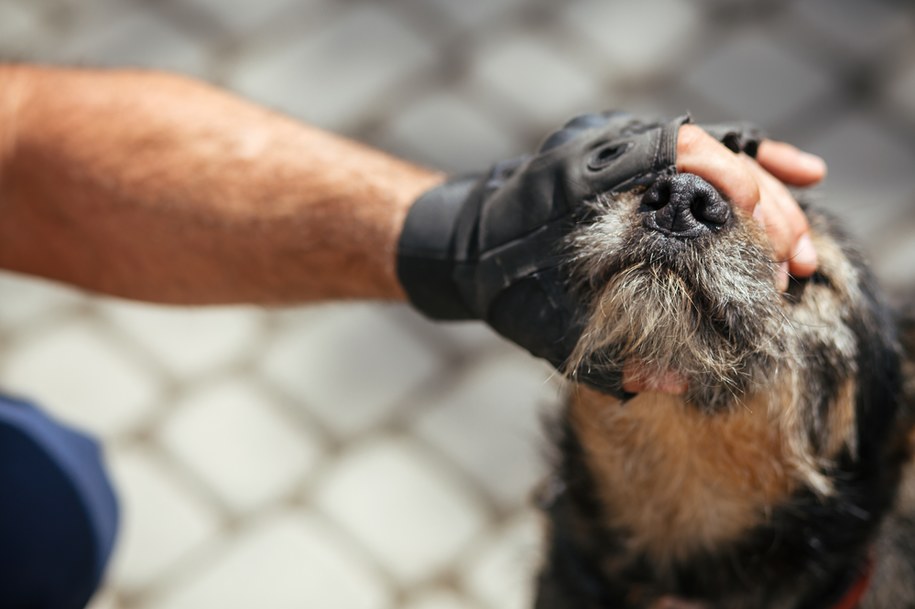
540, 169, 910, 608
566, 170, 902, 471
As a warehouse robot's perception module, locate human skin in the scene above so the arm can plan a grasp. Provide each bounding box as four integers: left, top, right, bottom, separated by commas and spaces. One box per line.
0, 66, 824, 306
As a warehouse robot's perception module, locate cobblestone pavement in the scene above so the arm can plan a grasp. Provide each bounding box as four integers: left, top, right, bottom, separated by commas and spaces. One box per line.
1, 0, 914, 607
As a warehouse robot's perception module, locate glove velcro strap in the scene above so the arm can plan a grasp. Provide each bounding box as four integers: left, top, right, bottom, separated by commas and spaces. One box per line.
397, 176, 477, 319
659, 115, 689, 169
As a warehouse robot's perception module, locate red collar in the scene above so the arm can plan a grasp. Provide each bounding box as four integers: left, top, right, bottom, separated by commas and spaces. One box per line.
829, 556, 874, 609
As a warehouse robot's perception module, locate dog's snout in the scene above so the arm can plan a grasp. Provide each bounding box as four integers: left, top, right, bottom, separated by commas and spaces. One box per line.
642, 174, 730, 239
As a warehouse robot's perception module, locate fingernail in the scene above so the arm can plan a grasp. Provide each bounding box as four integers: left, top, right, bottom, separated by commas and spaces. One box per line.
777, 261, 790, 292
792, 234, 818, 270
753, 203, 765, 228
797, 151, 827, 176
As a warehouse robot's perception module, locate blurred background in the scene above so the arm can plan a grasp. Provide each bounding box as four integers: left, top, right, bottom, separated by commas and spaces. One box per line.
1, 0, 914, 607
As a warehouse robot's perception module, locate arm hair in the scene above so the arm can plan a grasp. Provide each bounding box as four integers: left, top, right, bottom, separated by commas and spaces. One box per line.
0, 65, 443, 304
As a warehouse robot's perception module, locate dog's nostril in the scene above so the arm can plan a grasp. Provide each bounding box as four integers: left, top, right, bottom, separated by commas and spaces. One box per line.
690, 191, 729, 227
642, 179, 671, 211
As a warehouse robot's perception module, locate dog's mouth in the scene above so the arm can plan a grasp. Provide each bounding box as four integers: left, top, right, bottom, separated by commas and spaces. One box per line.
568, 173, 787, 409
621, 360, 690, 394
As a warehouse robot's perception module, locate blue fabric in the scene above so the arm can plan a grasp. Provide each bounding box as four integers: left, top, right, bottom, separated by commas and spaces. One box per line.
0, 395, 119, 609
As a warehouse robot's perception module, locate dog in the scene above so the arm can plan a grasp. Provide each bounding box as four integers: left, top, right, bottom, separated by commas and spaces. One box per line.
533, 171, 915, 609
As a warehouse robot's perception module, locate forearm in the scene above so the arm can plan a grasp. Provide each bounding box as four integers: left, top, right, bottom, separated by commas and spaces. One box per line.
0, 65, 443, 304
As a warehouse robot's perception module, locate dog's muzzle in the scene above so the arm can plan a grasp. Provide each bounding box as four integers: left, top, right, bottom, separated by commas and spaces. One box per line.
641, 174, 731, 240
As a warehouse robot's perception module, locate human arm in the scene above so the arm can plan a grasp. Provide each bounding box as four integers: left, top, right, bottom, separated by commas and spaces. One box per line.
0, 65, 826, 374
0, 66, 822, 308
0, 65, 442, 304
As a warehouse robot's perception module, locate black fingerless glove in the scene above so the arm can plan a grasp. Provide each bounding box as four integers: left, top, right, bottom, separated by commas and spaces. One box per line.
699, 121, 765, 158
397, 112, 762, 396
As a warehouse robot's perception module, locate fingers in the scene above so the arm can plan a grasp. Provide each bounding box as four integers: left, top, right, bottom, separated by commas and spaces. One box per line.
677, 125, 761, 212
741, 156, 818, 283
756, 139, 827, 186
676, 124, 819, 288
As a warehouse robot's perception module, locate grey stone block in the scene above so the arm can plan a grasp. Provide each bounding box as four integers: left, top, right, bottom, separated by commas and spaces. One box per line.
259, 305, 444, 437
373, 91, 522, 174
683, 33, 836, 126
561, 0, 704, 82
229, 4, 433, 131
180, 0, 323, 36
465, 31, 603, 127
145, 512, 393, 609
788, 0, 914, 58
806, 112, 915, 241
53, 4, 212, 76
314, 437, 487, 585
412, 356, 560, 510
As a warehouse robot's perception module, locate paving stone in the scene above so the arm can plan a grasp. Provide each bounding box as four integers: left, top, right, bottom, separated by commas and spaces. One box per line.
0, 320, 159, 437
53, 4, 211, 76
144, 511, 391, 609
373, 91, 522, 174
229, 4, 433, 130
0, 1, 46, 51
805, 113, 915, 241
108, 446, 220, 591
260, 304, 443, 437
0, 273, 84, 328
314, 437, 487, 585
562, 0, 703, 81
86, 590, 119, 609
267, 304, 334, 329
387, 308, 510, 358
789, 0, 913, 58
683, 33, 836, 126
99, 301, 263, 380
400, 0, 529, 32
159, 378, 321, 514
403, 589, 477, 609
412, 356, 559, 510
180, 0, 317, 36
461, 511, 542, 609
426, 320, 511, 357
467, 33, 603, 127
875, 229, 915, 286
886, 57, 915, 119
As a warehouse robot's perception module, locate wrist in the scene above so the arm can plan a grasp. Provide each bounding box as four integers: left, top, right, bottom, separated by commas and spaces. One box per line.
382, 169, 445, 301
397, 175, 478, 318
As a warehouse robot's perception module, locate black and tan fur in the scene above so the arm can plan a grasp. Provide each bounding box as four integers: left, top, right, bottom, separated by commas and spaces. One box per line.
535, 178, 914, 609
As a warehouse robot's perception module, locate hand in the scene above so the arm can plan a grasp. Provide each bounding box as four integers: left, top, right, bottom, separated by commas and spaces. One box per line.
397, 112, 825, 395
398, 111, 686, 396
677, 125, 825, 290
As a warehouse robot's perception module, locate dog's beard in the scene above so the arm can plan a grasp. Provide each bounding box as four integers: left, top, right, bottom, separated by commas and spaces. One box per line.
567, 192, 794, 411
564, 192, 851, 496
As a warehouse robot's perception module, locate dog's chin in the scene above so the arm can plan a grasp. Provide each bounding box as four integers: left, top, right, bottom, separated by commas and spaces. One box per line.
570, 231, 789, 411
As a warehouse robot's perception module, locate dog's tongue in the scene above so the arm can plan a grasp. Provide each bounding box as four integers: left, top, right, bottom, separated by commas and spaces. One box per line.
622, 360, 688, 395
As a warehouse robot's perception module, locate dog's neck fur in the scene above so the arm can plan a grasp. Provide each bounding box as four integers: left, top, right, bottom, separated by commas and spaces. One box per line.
536, 384, 908, 609
569, 387, 798, 564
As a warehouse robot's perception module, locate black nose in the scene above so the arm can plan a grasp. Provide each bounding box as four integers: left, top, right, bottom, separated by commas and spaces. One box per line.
641, 174, 731, 239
